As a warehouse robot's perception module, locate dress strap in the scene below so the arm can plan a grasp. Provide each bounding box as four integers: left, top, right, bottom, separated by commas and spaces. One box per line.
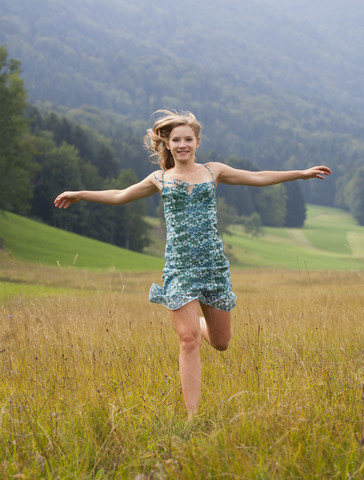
153, 171, 166, 186
203, 163, 215, 182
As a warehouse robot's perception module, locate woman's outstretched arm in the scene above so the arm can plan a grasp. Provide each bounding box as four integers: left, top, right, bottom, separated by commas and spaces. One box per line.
54, 173, 159, 209
211, 162, 332, 187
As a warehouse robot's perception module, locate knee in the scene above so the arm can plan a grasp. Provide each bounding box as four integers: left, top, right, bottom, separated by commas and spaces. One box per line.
213, 334, 231, 351
179, 332, 201, 354
214, 340, 229, 351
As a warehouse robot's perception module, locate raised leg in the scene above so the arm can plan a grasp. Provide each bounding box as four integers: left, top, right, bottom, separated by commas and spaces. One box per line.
199, 303, 231, 351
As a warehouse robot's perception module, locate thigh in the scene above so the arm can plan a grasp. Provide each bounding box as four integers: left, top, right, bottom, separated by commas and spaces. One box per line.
169, 299, 201, 340
200, 303, 231, 346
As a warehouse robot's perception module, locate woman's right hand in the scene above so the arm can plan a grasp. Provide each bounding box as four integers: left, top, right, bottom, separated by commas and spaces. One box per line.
54, 191, 80, 209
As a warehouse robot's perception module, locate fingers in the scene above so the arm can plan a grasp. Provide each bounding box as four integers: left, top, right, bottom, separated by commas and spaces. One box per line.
54, 201, 66, 209
57, 200, 70, 209
310, 166, 332, 179
54, 194, 72, 209
317, 166, 332, 175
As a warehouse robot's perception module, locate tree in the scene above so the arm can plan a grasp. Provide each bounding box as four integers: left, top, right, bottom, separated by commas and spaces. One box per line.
254, 184, 287, 227
241, 212, 263, 237
216, 197, 237, 235
342, 167, 364, 225
96, 145, 119, 179
30, 132, 86, 231
283, 181, 306, 227
0, 45, 35, 212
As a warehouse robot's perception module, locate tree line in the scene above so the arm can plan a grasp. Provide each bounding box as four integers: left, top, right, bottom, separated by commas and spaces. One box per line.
1, 46, 149, 252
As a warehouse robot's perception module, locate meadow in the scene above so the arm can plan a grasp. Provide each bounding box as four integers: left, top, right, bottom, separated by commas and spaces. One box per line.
1, 253, 363, 479
225, 204, 364, 271
0, 212, 163, 271
1, 207, 364, 478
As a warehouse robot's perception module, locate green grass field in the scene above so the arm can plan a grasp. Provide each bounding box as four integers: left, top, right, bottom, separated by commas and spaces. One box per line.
0, 211, 163, 271
224, 204, 364, 270
1, 205, 364, 273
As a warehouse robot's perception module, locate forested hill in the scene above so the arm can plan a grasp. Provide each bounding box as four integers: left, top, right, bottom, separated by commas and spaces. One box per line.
2, 0, 364, 116
1, 0, 364, 210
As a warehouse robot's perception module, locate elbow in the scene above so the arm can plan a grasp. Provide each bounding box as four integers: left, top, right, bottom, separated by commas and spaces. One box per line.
109, 190, 125, 205
115, 192, 126, 205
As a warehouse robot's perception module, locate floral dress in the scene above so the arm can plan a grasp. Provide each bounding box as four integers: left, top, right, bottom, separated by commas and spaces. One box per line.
149, 163, 236, 311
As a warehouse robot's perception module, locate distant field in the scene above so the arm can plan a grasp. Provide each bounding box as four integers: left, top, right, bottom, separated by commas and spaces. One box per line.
224, 204, 364, 270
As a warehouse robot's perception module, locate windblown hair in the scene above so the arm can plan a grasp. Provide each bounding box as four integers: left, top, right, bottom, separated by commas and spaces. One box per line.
144, 110, 202, 170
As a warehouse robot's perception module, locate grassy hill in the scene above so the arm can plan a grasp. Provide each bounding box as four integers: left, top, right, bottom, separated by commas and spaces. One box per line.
1, 206, 364, 272
0, 212, 163, 271
225, 204, 364, 270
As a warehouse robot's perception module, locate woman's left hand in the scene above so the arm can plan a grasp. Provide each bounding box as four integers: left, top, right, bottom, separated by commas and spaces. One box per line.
301, 166, 332, 180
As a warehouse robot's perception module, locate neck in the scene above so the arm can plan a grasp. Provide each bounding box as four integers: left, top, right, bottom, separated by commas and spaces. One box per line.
172, 159, 197, 174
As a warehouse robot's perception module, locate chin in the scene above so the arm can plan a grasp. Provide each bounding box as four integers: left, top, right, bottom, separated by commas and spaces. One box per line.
177, 155, 192, 161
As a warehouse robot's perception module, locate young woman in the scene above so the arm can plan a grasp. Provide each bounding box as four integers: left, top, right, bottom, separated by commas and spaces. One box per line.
54, 110, 332, 418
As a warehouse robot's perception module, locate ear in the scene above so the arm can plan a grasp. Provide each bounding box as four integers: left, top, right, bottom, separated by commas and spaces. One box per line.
196, 138, 201, 149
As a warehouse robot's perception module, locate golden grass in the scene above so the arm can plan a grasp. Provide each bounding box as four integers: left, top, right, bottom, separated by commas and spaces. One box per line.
1, 260, 364, 479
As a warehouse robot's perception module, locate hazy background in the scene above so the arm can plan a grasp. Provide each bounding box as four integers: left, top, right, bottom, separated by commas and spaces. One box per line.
2, 0, 364, 234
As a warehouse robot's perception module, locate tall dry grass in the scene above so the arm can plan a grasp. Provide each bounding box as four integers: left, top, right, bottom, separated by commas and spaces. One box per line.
0, 262, 363, 479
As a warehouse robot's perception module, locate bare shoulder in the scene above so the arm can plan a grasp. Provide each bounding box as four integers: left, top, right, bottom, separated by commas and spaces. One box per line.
148, 170, 164, 191
123, 172, 160, 200
205, 162, 230, 181
206, 162, 254, 186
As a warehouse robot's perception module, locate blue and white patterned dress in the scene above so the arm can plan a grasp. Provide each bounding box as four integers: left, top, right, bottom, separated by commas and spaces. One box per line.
149, 163, 236, 311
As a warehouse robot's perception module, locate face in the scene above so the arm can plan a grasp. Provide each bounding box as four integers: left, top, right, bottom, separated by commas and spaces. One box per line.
167, 125, 200, 164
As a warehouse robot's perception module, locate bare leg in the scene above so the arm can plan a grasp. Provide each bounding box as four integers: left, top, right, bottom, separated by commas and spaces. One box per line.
170, 300, 201, 418
170, 301, 232, 417
199, 303, 231, 351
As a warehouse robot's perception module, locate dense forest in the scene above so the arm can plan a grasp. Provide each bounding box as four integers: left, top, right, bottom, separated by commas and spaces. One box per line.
1, 0, 364, 244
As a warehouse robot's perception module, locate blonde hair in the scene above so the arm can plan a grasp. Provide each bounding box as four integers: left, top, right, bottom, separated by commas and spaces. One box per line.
144, 109, 202, 170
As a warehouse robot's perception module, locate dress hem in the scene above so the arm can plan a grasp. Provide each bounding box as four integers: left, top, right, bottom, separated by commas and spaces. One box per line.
149, 290, 237, 312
